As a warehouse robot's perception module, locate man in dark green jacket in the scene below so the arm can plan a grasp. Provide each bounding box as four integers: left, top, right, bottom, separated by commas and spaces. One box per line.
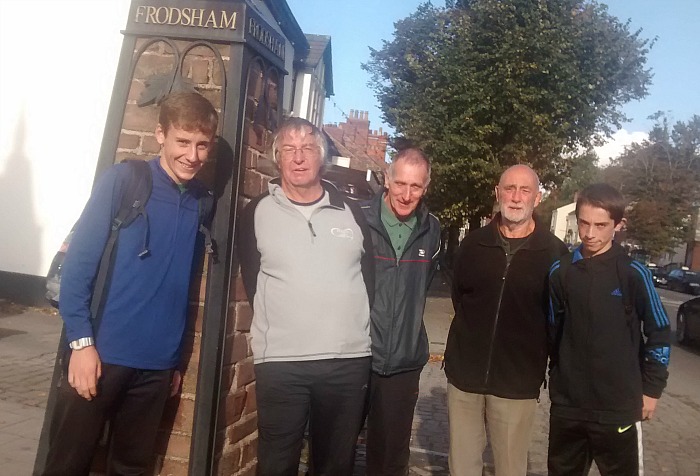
445, 165, 567, 476
362, 148, 441, 476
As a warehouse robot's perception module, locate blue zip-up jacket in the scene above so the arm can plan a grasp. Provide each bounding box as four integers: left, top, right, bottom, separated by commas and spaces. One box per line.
548, 243, 671, 424
59, 158, 208, 370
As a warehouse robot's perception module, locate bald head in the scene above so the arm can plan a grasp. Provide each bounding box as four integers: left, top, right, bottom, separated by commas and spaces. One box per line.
498, 164, 540, 189
495, 164, 542, 228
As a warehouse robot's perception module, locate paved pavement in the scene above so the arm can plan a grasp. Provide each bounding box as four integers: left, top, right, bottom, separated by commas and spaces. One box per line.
3, 271, 700, 475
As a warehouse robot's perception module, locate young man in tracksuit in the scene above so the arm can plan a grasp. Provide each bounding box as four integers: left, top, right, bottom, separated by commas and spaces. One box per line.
43, 92, 217, 475
361, 148, 441, 476
548, 183, 671, 475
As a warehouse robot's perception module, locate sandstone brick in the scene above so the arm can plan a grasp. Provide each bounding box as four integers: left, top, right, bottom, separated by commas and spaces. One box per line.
155, 431, 191, 460
223, 332, 248, 365
245, 147, 258, 169
118, 133, 140, 150
227, 413, 258, 443
127, 79, 146, 102
234, 302, 253, 332
215, 446, 242, 475
212, 56, 229, 87
232, 357, 255, 389
142, 134, 160, 154
158, 455, 190, 476
256, 157, 276, 177
183, 57, 210, 85
243, 382, 257, 414
163, 396, 195, 434
234, 462, 257, 476
240, 437, 258, 470
245, 97, 257, 122
180, 334, 201, 365
230, 274, 248, 302
243, 170, 263, 198
180, 351, 200, 395
219, 387, 246, 427
199, 89, 224, 110
133, 52, 178, 81
221, 363, 236, 394
247, 63, 264, 99
115, 152, 144, 164
122, 103, 159, 133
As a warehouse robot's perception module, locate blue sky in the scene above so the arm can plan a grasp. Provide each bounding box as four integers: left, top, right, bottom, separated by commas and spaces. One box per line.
286, 0, 699, 160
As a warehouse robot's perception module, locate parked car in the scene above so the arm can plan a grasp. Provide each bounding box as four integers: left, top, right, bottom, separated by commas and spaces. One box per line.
666, 268, 700, 295
646, 264, 668, 287
677, 296, 700, 344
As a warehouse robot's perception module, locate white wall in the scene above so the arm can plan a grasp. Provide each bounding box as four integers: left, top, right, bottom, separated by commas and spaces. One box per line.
0, 0, 130, 276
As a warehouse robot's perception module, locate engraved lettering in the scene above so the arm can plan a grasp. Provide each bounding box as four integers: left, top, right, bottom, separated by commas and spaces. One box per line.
146, 6, 157, 24
204, 10, 217, 28
167, 7, 181, 25
220, 11, 236, 30
191, 8, 204, 27
155, 7, 169, 24
134, 5, 146, 23
181, 7, 191, 26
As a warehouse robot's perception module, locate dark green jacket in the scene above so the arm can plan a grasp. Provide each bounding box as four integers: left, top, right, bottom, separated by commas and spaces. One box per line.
362, 192, 441, 376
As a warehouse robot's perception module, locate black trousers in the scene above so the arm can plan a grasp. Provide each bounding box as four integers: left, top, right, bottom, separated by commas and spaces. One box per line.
548, 414, 643, 476
255, 357, 371, 476
365, 369, 421, 476
42, 362, 173, 476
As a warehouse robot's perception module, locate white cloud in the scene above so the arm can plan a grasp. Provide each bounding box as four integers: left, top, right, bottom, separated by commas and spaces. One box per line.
594, 129, 648, 166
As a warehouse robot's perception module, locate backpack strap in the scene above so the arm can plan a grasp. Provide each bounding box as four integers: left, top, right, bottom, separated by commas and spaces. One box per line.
198, 189, 215, 256
89, 160, 152, 320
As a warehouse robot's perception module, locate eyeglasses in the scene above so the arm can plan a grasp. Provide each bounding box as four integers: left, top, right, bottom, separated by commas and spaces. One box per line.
279, 145, 319, 158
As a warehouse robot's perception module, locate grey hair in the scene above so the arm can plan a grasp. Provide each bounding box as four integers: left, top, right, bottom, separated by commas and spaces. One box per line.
270, 117, 328, 168
388, 148, 431, 185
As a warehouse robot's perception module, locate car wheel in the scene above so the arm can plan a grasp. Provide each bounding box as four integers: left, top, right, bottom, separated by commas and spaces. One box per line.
677, 311, 688, 344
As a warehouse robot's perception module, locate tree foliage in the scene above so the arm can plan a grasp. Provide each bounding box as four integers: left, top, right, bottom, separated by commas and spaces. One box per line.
603, 115, 700, 257
363, 0, 653, 226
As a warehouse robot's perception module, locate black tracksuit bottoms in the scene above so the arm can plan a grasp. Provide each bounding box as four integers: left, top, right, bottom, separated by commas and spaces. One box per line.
548, 414, 643, 476
366, 368, 421, 476
41, 362, 173, 476
255, 357, 371, 476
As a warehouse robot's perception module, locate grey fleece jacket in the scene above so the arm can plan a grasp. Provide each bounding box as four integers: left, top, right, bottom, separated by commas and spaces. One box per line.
238, 179, 374, 364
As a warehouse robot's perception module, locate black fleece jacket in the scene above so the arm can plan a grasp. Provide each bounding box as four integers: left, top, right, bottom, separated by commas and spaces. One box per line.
445, 216, 567, 399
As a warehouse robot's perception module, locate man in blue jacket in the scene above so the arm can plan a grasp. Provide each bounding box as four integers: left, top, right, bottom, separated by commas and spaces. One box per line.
362, 148, 441, 476
42, 92, 217, 476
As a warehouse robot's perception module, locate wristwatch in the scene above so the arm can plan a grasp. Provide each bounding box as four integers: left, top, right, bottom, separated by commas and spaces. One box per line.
69, 337, 95, 350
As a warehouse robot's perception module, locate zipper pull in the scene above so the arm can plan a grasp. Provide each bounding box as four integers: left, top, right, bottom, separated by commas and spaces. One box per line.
307, 221, 316, 237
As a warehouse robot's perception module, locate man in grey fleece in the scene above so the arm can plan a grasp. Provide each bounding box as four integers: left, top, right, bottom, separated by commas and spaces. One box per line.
238, 117, 374, 476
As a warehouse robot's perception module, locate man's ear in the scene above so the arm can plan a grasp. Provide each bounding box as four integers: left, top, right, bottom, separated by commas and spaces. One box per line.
155, 124, 166, 146
615, 217, 627, 232
534, 190, 543, 208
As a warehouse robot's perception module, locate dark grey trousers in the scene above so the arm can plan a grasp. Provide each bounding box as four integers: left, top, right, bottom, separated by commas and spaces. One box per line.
255, 357, 371, 476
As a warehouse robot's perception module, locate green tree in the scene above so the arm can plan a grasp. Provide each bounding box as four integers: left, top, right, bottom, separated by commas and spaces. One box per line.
364, 0, 653, 230
604, 114, 700, 257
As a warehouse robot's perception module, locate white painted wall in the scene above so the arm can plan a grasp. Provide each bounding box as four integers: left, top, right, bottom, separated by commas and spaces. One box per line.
0, 0, 131, 276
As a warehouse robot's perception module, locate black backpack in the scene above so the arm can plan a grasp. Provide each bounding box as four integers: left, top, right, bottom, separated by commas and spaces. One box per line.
45, 160, 214, 321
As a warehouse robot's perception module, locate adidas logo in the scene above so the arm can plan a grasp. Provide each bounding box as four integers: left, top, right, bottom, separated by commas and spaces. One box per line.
611, 288, 623, 297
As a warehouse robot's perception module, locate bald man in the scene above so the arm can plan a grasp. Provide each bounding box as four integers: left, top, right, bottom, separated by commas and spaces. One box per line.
444, 165, 568, 476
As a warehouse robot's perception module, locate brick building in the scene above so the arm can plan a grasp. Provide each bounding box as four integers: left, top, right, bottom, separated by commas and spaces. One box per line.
324, 109, 389, 173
